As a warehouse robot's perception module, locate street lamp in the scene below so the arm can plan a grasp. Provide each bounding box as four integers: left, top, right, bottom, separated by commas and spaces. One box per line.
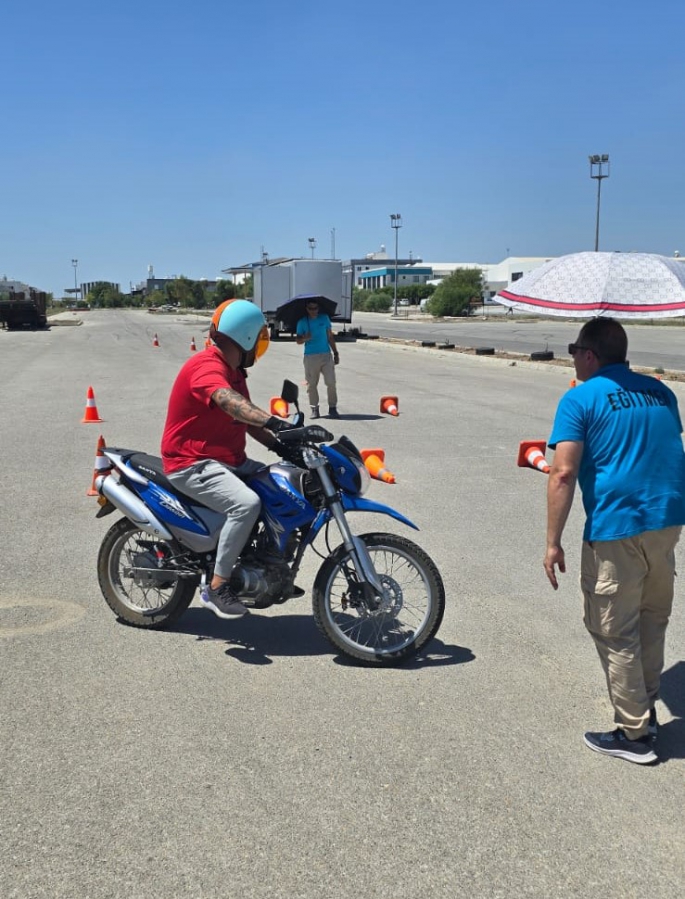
390, 213, 402, 316
71, 258, 78, 301
588, 154, 610, 251
308, 237, 317, 259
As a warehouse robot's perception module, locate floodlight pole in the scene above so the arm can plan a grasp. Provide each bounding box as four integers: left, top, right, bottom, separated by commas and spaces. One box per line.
308, 237, 317, 259
589, 154, 610, 251
390, 213, 402, 316
72, 258, 78, 300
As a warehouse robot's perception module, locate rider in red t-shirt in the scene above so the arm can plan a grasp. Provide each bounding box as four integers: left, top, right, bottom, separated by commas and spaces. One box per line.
161, 300, 293, 620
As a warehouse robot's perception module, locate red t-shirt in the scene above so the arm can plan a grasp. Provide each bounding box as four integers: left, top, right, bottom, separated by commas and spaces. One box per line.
161, 346, 250, 473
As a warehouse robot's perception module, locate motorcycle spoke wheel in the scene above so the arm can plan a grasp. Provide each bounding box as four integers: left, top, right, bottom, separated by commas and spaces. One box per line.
313, 533, 445, 665
97, 518, 197, 629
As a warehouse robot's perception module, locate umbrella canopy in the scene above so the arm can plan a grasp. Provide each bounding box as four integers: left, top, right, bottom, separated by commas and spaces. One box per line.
496, 252, 685, 319
275, 294, 338, 331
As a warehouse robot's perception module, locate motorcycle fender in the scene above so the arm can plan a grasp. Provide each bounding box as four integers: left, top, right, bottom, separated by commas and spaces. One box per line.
99, 475, 174, 540
340, 495, 418, 530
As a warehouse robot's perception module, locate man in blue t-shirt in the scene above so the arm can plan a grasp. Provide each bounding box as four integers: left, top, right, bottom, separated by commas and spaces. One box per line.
295, 298, 340, 419
545, 317, 685, 765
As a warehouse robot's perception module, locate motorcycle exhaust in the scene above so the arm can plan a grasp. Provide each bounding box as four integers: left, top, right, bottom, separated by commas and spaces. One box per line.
97, 474, 174, 540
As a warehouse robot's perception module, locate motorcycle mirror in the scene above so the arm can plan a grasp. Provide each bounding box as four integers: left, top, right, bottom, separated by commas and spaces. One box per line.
281, 379, 299, 405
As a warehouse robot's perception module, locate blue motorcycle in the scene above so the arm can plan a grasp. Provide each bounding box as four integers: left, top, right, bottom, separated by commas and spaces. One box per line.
94, 381, 445, 665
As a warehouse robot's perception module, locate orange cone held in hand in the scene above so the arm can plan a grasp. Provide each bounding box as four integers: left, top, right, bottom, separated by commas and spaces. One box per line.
190, 336, 197, 352
270, 397, 289, 418
81, 386, 103, 423
204, 336, 212, 348
517, 440, 550, 474
380, 395, 399, 416
153, 333, 160, 347
87, 435, 111, 495
361, 448, 396, 484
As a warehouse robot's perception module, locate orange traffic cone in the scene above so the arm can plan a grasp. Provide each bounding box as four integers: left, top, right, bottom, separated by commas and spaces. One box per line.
380, 395, 399, 416
569, 379, 577, 388
270, 397, 289, 418
87, 435, 111, 496
81, 386, 103, 423
517, 440, 550, 474
190, 336, 197, 352
152, 333, 160, 347
360, 448, 396, 484
204, 336, 212, 348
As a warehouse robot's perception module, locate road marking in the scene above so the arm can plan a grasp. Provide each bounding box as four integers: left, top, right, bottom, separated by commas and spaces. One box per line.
0, 597, 86, 637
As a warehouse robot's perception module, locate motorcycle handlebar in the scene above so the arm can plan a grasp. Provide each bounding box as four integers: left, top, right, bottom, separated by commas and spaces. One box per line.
278, 425, 334, 445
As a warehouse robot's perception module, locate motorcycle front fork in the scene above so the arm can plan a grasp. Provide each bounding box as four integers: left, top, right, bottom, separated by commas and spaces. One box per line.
314, 461, 385, 607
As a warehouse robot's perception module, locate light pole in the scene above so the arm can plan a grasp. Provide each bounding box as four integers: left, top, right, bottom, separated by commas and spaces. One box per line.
588, 154, 610, 251
390, 213, 402, 316
308, 237, 317, 259
71, 258, 78, 302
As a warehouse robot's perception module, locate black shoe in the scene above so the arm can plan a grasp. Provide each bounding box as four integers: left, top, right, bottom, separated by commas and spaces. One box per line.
648, 708, 658, 740
328, 407, 340, 419
200, 583, 248, 619
583, 728, 657, 765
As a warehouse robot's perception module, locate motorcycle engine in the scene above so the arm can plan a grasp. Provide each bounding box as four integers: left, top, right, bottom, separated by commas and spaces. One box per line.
229, 559, 292, 608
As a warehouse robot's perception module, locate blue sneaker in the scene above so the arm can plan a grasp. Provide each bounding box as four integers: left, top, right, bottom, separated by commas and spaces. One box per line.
583, 728, 657, 765
200, 583, 248, 619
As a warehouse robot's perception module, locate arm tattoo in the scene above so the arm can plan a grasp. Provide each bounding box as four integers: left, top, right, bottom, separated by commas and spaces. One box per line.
212, 388, 270, 426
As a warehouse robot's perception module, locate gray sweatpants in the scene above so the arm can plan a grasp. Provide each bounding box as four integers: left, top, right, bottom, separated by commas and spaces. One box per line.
168, 459, 263, 579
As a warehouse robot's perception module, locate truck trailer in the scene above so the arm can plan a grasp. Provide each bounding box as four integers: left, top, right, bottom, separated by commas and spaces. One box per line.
0, 290, 48, 330
252, 259, 352, 336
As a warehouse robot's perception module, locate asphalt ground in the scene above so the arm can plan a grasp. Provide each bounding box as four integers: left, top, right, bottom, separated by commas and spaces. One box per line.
1, 310, 684, 899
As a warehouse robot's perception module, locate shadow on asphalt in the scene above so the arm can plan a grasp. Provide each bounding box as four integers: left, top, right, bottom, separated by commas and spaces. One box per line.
169, 609, 473, 669
657, 661, 685, 761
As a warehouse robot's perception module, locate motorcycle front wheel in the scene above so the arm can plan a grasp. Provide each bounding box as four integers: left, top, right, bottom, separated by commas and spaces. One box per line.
312, 532, 445, 666
97, 517, 198, 628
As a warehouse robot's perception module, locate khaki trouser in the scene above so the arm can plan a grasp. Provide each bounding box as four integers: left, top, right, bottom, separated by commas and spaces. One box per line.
303, 352, 337, 409
581, 525, 681, 739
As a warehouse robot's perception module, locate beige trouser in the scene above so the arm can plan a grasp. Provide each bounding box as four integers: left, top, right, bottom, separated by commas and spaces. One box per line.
581, 525, 681, 739
303, 352, 337, 409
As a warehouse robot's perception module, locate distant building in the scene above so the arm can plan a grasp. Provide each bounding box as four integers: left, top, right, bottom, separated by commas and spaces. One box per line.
358, 266, 433, 291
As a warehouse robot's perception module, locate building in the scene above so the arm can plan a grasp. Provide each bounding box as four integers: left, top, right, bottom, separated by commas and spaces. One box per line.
358, 266, 433, 291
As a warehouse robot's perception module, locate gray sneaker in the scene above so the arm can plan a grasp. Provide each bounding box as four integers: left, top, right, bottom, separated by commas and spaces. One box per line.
583, 728, 657, 765
310, 405, 320, 420
200, 583, 248, 619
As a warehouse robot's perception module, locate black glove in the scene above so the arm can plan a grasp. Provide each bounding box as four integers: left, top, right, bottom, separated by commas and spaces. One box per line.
265, 415, 298, 433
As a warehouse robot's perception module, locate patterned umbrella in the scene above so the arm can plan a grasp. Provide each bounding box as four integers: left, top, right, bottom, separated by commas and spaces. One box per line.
496, 252, 685, 319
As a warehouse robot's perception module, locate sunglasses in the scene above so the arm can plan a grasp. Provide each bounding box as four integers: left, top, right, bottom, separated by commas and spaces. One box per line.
568, 343, 593, 356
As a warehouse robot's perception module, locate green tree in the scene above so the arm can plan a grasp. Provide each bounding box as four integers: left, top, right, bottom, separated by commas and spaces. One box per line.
425, 268, 483, 317
87, 282, 125, 308
366, 291, 393, 312
215, 279, 236, 302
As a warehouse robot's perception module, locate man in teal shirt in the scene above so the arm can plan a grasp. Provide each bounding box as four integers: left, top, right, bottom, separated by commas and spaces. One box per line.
545, 317, 685, 765
295, 298, 340, 419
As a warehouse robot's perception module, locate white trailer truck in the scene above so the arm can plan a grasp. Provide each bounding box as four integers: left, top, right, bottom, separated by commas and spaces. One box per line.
252, 258, 352, 336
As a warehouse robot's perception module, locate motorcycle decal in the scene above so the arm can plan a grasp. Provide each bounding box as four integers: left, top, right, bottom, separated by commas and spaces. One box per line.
151, 484, 193, 520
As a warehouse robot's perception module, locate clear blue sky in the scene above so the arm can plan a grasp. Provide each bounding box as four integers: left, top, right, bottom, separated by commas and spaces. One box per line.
2, 0, 683, 297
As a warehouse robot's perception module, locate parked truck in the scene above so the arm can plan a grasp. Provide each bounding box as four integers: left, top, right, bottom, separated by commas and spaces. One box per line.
0, 290, 49, 330
252, 258, 352, 336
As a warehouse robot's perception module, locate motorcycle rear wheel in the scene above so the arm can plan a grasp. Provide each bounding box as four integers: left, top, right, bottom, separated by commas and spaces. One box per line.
97, 517, 198, 629
312, 532, 445, 665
